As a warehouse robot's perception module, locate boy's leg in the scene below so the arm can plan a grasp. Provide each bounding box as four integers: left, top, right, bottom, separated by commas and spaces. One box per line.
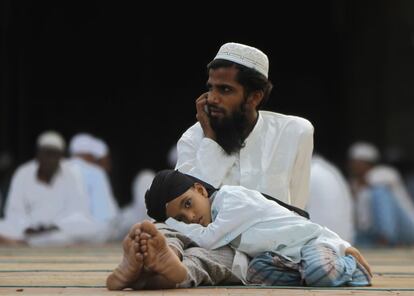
179, 245, 240, 287
139, 221, 188, 285
156, 223, 241, 287
300, 244, 371, 287
246, 252, 302, 286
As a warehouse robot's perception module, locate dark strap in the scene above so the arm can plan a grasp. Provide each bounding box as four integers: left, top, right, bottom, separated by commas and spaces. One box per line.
261, 192, 310, 219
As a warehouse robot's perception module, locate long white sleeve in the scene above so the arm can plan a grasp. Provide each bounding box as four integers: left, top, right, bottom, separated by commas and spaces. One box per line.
289, 121, 314, 209
166, 187, 267, 250
0, 167, 29, 239
175, 124, 237, 188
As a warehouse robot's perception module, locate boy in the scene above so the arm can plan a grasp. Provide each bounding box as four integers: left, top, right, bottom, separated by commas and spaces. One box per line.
145, 169, 372, 287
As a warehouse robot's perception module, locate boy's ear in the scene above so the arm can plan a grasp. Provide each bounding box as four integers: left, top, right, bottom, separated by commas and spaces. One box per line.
194, 183, 208, 197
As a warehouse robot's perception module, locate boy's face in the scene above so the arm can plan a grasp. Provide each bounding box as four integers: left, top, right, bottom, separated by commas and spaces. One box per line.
165, 183, 212, 227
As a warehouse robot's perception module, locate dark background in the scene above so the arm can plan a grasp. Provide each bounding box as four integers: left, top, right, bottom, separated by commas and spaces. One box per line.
2, 0, 414, 206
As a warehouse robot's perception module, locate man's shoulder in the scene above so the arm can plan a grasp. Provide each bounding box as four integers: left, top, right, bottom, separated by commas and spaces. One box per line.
180, 122, 203, 138
13, 160, 36, 178
259, 111, 314, 135
260, 110, 313, 127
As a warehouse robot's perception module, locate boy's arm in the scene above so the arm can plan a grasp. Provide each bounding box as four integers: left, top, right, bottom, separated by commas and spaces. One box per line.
166, 187, 266, 250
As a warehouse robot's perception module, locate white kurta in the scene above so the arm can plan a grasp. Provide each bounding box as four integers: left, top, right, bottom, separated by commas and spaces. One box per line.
0, 160, 104, 245
307, 155, 355, 243
65, 157, 119, 223
167, 185, 350, 262
175, 111, 314, 209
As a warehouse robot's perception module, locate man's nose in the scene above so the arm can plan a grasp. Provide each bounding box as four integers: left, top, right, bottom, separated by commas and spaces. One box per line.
207, 91, 220, 105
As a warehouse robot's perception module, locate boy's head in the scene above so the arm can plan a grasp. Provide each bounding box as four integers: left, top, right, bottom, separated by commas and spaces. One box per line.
145, 169, 215, 226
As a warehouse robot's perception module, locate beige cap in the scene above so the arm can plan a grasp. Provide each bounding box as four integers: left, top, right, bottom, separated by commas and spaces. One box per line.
213, 42, 269, 78
348, 142, 379, 162
69, 133, 108, 159
37, 130, 66, 151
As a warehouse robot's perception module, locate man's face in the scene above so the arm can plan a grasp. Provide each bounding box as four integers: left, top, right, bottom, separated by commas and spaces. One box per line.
206, 66, 249, 155
348, 159, 373, 179
165, 183, 212, 227
36, 147, 62, 176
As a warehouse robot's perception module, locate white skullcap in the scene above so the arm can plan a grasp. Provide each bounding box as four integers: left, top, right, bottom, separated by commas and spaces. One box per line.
37, 130, 66, 151
92, 138, 108, 159
213, 42, 269, 78
69, 133, 108, 159
348, 142, 380, 162
69, 133, 95, 156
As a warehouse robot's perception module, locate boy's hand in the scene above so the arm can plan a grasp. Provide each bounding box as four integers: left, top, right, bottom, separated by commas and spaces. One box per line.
345, 246, 373, 277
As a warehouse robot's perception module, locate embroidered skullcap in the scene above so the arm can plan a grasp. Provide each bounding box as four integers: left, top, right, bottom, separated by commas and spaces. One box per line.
348, 142, 379, 163
69, 133, 95, 156
145, 169, 216, 222
37, 130, 66, 151
213, 42, 269, 78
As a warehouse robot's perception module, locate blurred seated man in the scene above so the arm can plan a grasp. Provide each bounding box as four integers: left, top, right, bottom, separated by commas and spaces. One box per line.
347, 141, 414, 246
307, 154, 355, 243
66, 133, 119, 239
0, 130, 102, 246
113, 144, 178, 240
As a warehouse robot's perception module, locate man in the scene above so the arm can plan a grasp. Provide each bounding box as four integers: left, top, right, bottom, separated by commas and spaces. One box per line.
347, 141, 414, 246
176, 42, 313, 208
109, 42, 315, 290
0, 131, 100, 246
66, 133, 119, 241
307, 154, 355, 243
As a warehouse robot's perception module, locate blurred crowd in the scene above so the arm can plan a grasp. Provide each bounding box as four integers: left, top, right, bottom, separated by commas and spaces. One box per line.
0, 130, 413, 247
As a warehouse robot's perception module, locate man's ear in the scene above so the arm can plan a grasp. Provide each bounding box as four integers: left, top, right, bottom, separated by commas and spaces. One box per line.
246, 90, 264, 110
194, 183, 208, 197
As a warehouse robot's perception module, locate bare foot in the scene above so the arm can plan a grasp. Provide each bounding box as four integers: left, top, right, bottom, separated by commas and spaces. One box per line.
139, 221, 188, 284
106, 224, 144, 290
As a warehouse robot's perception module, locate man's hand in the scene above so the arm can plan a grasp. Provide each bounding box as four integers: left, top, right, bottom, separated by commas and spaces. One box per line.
24, 225, 59, 236
195, 92, 216, 140
345, 246, 373, 277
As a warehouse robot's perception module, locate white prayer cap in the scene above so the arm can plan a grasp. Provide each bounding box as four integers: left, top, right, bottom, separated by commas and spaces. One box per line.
213, 42, 269, 78
37, 130, 66, 151
91, 138, 108, 159
348, 142, 380, 163
69, 133, 95, 156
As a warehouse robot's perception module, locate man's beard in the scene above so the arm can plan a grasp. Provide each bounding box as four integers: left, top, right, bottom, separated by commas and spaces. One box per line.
209, 105, 249, 155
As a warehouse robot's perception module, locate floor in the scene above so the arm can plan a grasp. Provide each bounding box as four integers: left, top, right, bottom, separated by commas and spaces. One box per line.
1, 243, 413, 295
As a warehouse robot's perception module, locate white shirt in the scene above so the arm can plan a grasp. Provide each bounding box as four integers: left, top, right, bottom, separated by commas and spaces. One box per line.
307, 155, 355, 243
167, 185, 350, 262
65, 157, 119, 223
0, 160, 104, 245
175, 111, 314, 209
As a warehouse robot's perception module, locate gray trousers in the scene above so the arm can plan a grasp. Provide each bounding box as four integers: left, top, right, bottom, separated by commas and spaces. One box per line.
156, 223, 241, 287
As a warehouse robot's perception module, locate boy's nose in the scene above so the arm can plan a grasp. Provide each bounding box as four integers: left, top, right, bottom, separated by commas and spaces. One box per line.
185, 212, 196, 223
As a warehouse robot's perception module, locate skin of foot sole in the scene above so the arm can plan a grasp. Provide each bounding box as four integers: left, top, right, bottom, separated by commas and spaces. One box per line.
106, 225, 144, 290
139, 220, 188, 284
